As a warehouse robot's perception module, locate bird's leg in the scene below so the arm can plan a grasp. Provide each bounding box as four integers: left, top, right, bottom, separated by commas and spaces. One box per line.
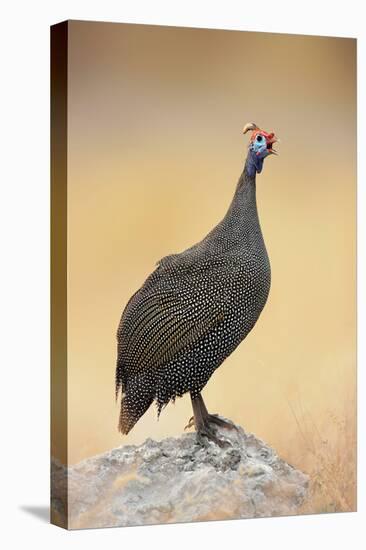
196, 393, 238, 432
190, 393, 230, 448
184, 393, 205, 430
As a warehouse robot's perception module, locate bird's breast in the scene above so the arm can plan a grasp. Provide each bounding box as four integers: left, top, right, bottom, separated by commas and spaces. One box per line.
226, 249, 271, 328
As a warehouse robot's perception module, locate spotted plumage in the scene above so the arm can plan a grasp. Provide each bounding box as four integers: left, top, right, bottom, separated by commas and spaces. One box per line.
116, 123, 277, 443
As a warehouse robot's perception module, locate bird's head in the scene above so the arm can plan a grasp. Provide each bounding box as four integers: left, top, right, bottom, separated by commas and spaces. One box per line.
243, 122, 278, 177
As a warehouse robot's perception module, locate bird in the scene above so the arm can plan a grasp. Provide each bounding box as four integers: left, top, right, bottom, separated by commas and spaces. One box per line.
115, 122, 278, 447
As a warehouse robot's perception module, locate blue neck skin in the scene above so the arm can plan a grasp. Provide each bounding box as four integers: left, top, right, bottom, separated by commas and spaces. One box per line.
245, 149, 265, 178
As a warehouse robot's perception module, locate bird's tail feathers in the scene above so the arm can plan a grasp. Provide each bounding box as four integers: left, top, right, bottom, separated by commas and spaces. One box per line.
117, 374, 154, 435
118, 396, 139, 435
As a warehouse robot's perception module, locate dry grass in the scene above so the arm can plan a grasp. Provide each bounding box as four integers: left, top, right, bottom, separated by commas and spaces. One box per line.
287, 398, 357, 515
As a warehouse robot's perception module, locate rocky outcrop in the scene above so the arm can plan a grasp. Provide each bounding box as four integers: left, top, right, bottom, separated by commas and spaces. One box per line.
52, 420, 309, 529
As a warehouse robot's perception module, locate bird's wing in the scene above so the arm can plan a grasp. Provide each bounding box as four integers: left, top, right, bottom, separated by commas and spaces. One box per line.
118, 260, 231, 374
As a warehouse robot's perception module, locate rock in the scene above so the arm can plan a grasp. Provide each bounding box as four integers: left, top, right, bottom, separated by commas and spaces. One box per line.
51, 420, 309, 529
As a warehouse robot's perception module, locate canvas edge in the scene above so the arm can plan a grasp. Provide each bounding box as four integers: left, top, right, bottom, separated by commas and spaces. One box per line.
50, 20, 69, 530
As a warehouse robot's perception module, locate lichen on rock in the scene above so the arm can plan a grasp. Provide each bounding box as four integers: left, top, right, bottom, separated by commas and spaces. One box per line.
51, 420, 309, 529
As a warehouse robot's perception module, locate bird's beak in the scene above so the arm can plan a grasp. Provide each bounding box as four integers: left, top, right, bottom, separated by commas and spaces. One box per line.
267, 135, 279, 155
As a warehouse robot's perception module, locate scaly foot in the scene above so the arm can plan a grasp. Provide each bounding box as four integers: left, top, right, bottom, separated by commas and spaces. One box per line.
189, 393, 232, 448
196, 423, 231, 448
205, 414, 238, 432
185, 415, 231, 447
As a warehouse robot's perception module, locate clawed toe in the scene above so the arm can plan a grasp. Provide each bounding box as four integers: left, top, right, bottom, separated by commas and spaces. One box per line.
189, 394, 233, 448
196, 425, 231, 448
184, 416, 195, 431
206, 414, 238, 431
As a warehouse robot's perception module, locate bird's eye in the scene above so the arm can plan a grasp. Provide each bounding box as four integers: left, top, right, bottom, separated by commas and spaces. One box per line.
256, 135, 263, 142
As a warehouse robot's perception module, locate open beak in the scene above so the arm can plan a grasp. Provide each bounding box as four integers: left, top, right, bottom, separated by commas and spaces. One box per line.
266, 132, 278, 155
266, 134, 279, 155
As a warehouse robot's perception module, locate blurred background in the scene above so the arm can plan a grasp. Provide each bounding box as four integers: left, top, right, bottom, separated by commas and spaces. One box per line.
63, 21, 356, 511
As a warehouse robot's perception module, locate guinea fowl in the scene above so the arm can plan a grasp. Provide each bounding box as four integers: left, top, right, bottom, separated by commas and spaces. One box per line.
116, 122, 277, 446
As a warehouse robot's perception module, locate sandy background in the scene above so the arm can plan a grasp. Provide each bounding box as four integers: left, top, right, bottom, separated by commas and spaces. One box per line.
62, 22, 356, 509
